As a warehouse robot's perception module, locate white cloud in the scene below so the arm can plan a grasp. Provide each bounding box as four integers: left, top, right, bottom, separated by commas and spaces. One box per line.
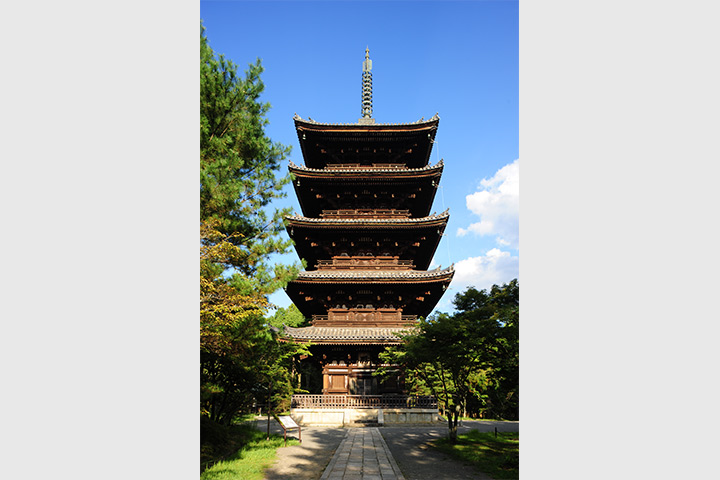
451, 248, 519, 293
457, 159, 519, 249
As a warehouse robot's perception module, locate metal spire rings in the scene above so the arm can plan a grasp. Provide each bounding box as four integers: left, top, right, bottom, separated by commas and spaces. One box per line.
361, 47, 373, 119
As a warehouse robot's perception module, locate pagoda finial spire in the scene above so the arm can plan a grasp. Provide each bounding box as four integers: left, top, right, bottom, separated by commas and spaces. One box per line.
361, 47, 373, 121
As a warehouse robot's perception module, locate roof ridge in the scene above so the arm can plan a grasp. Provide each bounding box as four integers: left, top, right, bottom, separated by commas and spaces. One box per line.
296, 266, 455, 279
288, 160, 444, 173
282, 324, 417, 341
284, 325, 410, 331
286, 210, 449, 223
293, 112, 439, 127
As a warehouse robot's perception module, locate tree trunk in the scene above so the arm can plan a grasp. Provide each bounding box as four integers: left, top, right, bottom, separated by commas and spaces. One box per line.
266, 381, 272, 440
447, 405, 459, 443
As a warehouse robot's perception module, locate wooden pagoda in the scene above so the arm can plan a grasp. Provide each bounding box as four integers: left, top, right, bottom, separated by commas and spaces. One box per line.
283, 49, 453, 400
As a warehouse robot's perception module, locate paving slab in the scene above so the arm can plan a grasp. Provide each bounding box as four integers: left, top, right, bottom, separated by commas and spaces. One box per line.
320, 428, 405, 480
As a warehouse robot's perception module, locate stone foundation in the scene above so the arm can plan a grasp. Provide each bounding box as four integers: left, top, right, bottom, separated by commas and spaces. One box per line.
290, 408, 439, 426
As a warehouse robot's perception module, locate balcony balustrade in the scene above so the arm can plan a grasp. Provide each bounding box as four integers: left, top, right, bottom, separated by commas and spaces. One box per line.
311, 310, 417, 325
320, 209, 411, 219
291, 394, 437, 409
325, 163, 408, 170
316, 255, 414, 270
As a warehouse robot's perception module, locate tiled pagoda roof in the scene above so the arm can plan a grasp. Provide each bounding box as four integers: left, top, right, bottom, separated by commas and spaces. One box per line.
292, 266, 454, 282
293, 113, 439, 169
286, 210, 449, 227
288, 160, 444, 176
293, 113, 439, 128
285, 265, 454, 318
282, 325, 415, 344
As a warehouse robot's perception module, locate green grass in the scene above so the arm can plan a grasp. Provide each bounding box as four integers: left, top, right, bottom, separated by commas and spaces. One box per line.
201, 417, 299, 480
432, 429, 519, 480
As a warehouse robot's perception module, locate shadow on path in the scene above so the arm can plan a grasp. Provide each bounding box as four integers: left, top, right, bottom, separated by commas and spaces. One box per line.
261, 420, 347, 480
259, 418, 519, 480
380, 421, 519, 480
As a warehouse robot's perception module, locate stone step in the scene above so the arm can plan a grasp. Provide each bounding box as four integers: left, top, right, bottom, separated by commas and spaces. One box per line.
346, 420, 380, 427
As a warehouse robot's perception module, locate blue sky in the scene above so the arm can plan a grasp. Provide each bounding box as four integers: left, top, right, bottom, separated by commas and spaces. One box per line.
201, 0, 519, 313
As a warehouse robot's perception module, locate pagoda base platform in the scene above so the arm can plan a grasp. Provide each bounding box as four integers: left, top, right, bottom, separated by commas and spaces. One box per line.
290, 407, 440, 426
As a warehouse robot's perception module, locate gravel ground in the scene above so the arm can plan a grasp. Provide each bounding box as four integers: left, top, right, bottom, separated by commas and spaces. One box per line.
380, 421, 519, 480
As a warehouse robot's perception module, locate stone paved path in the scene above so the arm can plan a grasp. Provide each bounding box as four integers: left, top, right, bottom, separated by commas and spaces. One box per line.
320, 427, 405, 480
262, 419, 519, 480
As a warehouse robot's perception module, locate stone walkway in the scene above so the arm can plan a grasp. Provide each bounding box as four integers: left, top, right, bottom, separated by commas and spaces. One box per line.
320, 428, 405, 480
262, 419, 519, 480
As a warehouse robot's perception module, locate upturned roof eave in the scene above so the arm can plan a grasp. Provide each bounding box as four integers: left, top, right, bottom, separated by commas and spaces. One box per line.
282, 339, 403, 345
293, 115, 439, 169
285, 210, 449, 228
281, 325, 416, 343
293, 113, 439, 131
290, 266, 455, 283
288, 160, 444, 178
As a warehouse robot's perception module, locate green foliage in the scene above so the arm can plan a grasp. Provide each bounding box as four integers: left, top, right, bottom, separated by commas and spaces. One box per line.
433, 429, 519, 480
200, 21, 305, 426
266, 303, 309, 329
378, 280, 519, 441
454, 280, 519, 420
200, 20, 299, 290
200, 418, 299, 479
201, 306, 310, 425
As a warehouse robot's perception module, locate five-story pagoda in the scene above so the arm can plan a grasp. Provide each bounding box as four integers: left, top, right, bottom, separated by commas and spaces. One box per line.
283, 49, 453, 402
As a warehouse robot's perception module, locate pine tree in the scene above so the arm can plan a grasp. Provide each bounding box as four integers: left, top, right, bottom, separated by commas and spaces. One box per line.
200, 22, 303, 423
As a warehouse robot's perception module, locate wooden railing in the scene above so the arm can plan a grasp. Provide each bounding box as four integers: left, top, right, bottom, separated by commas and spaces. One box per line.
316, 256, 414, 270
325, 163, 407, 170
291, 394, 437, 409
320, 209, 410, 219
311, 313, 418, 323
